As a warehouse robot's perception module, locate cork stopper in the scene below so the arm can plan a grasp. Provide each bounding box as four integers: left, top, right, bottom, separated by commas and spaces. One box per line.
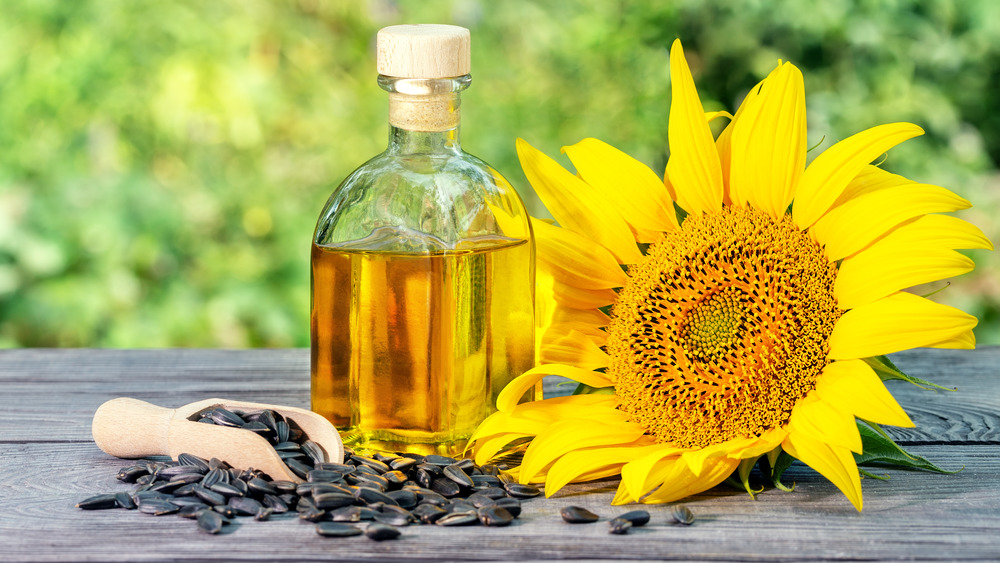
377, 25, 471, 79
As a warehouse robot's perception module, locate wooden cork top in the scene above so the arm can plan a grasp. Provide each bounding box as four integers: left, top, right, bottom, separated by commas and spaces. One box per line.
377, 25, 471, 78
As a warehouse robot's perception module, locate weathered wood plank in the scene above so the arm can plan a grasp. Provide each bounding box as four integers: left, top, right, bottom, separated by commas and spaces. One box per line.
2, 348, 998, 444
1, 441, 998, 561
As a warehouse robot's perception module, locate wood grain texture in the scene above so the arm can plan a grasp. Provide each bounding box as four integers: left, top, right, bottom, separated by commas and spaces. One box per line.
1, 347, 999, 561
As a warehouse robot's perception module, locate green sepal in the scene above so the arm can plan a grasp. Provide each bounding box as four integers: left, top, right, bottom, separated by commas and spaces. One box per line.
571, 383, 616, 396
736, 457, 764, 499
765, 447, 797, 492
864, 355, 953, 392
854, 420, 960, 474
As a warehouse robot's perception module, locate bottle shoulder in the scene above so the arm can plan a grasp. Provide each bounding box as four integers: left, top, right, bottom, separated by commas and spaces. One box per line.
313, 149, 531, 251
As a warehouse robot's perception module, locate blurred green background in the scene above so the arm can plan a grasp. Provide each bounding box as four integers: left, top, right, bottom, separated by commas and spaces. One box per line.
1, 0, 997, 348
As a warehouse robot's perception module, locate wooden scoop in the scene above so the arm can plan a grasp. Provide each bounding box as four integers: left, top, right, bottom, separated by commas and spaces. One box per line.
92, 397, 344, 482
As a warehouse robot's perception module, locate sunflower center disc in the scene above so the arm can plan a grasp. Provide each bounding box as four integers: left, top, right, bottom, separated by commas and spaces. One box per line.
606, 207, 842, 449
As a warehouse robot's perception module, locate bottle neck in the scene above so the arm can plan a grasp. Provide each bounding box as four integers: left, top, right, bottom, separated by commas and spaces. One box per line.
389, 123, 461, 155
378, 75, 471, 155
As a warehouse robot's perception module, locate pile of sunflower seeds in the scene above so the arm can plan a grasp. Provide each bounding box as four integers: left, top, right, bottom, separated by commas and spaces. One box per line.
77, 406, 540, 539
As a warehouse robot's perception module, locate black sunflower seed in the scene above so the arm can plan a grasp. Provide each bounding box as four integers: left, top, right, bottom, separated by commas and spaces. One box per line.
197, 509, 226, 534
608, 517, 633, 535
365, 522, 401, 541
76, 493, 119, 510
618, 509, 650, 526
672, 504, 695, 525
478, 505, 514, 527
316, 522, 363, 537
561, 506, 599, 523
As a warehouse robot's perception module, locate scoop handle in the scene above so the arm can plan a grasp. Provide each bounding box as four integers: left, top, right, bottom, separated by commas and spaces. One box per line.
92, 397, 175, 458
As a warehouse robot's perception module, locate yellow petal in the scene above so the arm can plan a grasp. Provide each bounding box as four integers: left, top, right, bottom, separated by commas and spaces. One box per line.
621, 447, 687, 501
532, 218, 628, 290
545, 304, 611, 346
520, 418, 646, 483
730, 62, 806, 219
782, 431, 863, 511
830, 164, 910, 209
788, 394, 863, 453
681, 436, 756, 476
540, 329, 611, 370
815, 359, 913, 427
562, 138, 678, 237
717, 77, 764, 201
835, 248, 975, 310
792, 123, 924, 229
812, 184, 972, 261
727, 427, 788, 459
518, 138, 643, 264
927, 330, 976, 350
828, 292, 979, 360
472, 433, 532, 466
639, 455, 741, 504
666, 40, 723, 215
866, 214, 994, 253
496, 364, 613, 411
550, 277, 619, 310
544, 441, 663, 495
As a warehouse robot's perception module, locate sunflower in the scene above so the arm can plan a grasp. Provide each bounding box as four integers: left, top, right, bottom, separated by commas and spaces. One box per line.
468, 40, 991, 510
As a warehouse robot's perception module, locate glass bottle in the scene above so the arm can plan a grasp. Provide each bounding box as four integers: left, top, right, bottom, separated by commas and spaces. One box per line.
310, 25, 535, 455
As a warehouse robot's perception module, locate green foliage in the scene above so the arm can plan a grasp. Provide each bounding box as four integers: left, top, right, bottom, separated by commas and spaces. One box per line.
0, 0, 997, 347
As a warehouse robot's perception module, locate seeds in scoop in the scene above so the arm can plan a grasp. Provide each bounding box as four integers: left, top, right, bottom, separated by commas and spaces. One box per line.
672, 504, 695, 525
197, 509, 226, 534
618, 510, 650, 526
561, 506, 599, 523
76, 494, 119, 510
301, 440, 327, 465
317, 522, 363, 537
365, 523, 401, 541
608, 517, 632, 535
208, 408, 245, 427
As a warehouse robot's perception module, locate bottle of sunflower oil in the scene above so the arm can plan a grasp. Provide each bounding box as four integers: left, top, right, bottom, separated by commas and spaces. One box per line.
310, 24, 535, 456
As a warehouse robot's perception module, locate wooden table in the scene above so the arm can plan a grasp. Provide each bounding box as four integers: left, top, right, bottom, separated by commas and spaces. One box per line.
1, 348, 998, 561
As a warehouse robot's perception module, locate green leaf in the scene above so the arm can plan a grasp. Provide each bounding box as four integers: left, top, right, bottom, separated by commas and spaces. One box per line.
571, 383, 616, 396
855, 420, 960, 474
864, 355, 953, 391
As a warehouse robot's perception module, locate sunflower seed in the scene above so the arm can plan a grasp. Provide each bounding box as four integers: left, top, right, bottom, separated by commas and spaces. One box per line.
76, 494, 119, 510
177, 453, 210, 471
316, 522, 363, 537
386, 489, 418, 509
504, 483, 542, 498
412, 504, 448, 524
672, 504, 695, 525
139, 499, 180, 516
116, 465, 148, 483
608, 517, 633, 535
197, 509, 226, 534
424, 455, 458, 466
436, 512, 478, 526
618, 509, 650, 526
430, 478, 461, 498
373, 512, 411, 526
561, 506, 599, 523
228, 496, 263, 517
478, 505, 514, 527
208, 407, 245, 427
443, 464, 474, 488
115, 492, 136, 510
365, 523, 401, 541
494, 497, 521, 517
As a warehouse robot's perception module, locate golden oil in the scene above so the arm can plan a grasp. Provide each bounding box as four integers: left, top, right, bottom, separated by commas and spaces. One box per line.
310, 237, 534, 455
